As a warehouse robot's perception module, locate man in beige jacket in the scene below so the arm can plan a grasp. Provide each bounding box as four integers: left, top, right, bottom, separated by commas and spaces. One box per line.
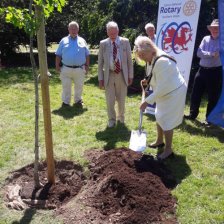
98, 21, 133, 128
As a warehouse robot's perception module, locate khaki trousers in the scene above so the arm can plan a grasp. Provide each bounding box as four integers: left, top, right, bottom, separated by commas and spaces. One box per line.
60, 66, 85, 104
105, 71, 127, 123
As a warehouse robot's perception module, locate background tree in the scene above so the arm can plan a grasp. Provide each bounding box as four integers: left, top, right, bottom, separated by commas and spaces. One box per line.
0, 0, 219, 59
45, 0, 93, 44
0, 0, 29, 63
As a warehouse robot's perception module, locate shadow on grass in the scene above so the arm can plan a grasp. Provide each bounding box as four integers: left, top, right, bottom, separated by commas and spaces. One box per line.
52, 104, 88, 119
0, 53, 98, 86
85, 73, 98, 86
142, 109, 223, 143
0, 68, 33, 86
181, 119, 224, 143
0, 67, 62, 87
164, 153, 191, 188
134, 153, 191, 189
95, 123, 130, 150
11, 208, 36, 224
144, 113, 156, 122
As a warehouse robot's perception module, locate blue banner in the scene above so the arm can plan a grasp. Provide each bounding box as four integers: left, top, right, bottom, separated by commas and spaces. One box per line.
207, 0, 224, 127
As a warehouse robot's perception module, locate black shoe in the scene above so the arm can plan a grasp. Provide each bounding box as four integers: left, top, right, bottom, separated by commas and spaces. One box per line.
61, 102, 70, 107
202, 120, 212, 127
117, 120, 125, 126
184, 114, 196, 120
74, 100, 84, 107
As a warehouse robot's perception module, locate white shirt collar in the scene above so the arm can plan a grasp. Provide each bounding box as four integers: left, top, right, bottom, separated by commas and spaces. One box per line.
110, 36, 120, 45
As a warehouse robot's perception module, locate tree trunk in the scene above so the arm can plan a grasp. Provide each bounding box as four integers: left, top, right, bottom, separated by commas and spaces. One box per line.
35, 5, 55, 184
29, 0, 41, 189
30, 35, 42, 188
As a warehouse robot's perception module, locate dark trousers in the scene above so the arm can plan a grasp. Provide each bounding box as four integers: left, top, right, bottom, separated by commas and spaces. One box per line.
189, 66, 222, 119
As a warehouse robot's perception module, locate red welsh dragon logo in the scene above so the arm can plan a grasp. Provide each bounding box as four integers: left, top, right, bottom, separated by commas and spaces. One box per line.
158, 22, 193, 54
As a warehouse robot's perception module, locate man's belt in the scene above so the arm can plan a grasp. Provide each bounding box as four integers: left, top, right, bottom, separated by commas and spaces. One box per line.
63, 64, 83, 68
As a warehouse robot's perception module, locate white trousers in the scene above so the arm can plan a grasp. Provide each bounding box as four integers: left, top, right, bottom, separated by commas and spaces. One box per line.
60, 66, 86, 104
105, 72, 127, 123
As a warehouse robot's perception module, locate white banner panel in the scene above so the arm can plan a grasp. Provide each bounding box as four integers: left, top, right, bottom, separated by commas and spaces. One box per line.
156, 0, 201, 84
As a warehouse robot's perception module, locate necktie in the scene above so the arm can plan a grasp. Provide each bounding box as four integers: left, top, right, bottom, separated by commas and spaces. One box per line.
113, 42, 121, 73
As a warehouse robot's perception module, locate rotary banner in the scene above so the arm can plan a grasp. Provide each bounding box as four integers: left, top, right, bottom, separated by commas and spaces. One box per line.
145, 0, 201, 115
207, 0, 224, 127
156, 0, 201, 84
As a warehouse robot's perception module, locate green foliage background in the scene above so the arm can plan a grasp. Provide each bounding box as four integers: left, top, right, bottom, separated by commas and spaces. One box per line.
0, 0, 218, 57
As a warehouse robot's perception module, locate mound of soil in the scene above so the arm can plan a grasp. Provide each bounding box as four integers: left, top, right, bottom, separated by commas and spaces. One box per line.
4, 148, 178, 224
4, 160, 85, 209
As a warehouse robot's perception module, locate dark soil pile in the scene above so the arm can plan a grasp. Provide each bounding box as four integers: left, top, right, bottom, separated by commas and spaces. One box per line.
4, 160, 85, 209
4, 148, 178, 224
82, 148, 177, 224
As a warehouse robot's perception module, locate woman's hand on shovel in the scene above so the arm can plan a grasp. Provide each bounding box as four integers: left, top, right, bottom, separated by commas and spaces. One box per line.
140, 79, 148, 86
140, 101, 148, 111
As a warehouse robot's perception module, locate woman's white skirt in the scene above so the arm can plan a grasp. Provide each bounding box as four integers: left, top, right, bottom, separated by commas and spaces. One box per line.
155, 84, 187, 131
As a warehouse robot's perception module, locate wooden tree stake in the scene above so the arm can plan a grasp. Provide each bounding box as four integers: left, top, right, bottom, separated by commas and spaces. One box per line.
35, 5, 55, 184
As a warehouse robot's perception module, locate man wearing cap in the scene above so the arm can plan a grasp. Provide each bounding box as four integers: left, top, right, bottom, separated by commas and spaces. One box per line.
98, 21, 133, 128
184, 19, 222, 126
55, 21, 90, 107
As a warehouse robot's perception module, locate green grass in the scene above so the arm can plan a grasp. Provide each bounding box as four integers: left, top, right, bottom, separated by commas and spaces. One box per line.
0, 61, 224, 224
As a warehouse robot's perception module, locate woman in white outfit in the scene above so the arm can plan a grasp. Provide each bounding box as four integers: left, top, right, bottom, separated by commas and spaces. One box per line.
134, 36, 187, 160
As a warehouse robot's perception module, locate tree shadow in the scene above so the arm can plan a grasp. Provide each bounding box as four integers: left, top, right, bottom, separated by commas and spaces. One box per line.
181, 119, 224, 143
11, 208, 36, 224
52, 104, 88, 119
0, 67, 33, 87
95, 123, 130, 150
134, 153, 191, 189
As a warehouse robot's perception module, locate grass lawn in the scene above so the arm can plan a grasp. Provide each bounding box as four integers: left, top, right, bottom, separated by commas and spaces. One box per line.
0, 58, 224, 224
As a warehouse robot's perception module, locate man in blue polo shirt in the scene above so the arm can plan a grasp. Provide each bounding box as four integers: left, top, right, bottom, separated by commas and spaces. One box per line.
55, 21, 90, 107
